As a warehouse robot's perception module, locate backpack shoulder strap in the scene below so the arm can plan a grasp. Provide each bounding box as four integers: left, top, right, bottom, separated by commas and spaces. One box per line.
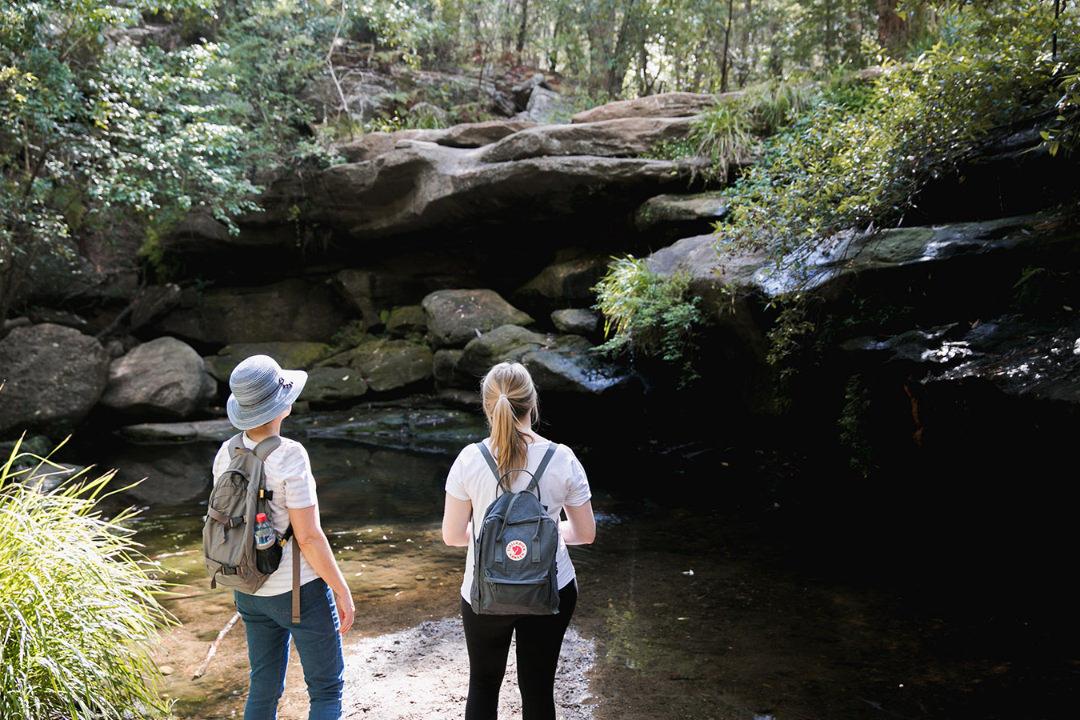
475, 441, 501, 482
227, 432, 246, 460
525, 443, 558, 494
253, 435, 281, 461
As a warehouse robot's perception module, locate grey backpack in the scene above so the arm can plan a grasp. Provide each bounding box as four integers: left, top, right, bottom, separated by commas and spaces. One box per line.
470, 441, 561, 615
203, 433, 302, 622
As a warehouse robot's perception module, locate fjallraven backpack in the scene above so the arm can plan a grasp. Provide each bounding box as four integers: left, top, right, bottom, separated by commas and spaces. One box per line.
470, 441, 561, 615
203, 433, 302, 622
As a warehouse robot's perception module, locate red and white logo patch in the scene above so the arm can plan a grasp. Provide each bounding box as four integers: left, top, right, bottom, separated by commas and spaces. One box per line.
505, 540, 528, 561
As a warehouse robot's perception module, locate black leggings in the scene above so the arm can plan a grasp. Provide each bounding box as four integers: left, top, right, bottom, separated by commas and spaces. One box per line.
460, 581, 578, 720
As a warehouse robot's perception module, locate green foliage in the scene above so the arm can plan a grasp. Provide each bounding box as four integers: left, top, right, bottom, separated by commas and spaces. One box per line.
0, 0, 257, 319
1043, 71, 1080, 156
592, 256, 703, 381
720, 2, 1080, 280
649, 79, 819, 181
838, 374, 874, 478
688, 100, 755, 182
763, 293, 816, 383
0, 435, 174, 719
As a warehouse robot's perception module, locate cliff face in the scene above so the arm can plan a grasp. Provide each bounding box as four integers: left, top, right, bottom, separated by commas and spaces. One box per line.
5, 78, 1080, 510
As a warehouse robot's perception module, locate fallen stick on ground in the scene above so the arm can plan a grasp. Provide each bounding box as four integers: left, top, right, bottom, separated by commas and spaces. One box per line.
192, 611, 241, 680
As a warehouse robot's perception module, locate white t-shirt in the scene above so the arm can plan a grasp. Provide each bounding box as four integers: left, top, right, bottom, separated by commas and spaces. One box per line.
445, 437, 592, 602
211, 433, 320, 596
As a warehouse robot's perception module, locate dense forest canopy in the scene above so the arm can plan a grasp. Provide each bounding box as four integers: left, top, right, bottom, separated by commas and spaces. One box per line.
1, 0, 1077, 327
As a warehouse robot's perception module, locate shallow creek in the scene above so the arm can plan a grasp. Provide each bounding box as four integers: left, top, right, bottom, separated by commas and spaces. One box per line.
103, 435, 1076, 720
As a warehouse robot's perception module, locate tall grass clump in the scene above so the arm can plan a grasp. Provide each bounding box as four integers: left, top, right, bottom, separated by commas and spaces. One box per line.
593, 256, 703, 383
0, 436, 174, 719
651, 78, 819, 183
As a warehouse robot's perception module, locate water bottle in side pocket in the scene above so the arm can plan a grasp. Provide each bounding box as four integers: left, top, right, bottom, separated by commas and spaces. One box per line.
254, 512, 282, 574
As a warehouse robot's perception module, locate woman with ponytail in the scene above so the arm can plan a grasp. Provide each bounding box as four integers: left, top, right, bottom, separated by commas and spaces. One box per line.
442, 362, 596, 720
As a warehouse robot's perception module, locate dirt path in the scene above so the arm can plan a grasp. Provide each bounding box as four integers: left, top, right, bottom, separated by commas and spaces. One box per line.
278, 617, 597, 719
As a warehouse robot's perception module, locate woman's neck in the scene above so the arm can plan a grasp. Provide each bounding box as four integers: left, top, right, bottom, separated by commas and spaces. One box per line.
245, 419, 281, 442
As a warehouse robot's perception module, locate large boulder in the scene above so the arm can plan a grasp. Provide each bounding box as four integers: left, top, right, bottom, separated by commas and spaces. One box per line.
302, 366, 369, 405
513, 86, 569, 124
422, 289, 533, 348
516, 254, 610, 306
204, 341, 334, 383
335, 129, 449, 162
433, 348, 469, 388
479, 117, 695, 163
100, 337, 216, 420
634, 191, 729, 240
385, 305, 427, 338
154, 278, 351, 345
437, 119, 537, 147
319, 337, 433, 392
551, 309, 600, 336
309, 142, 698, 239
571, 92, 728, 123
458, 325, 550, 378
0, 324, 110, 436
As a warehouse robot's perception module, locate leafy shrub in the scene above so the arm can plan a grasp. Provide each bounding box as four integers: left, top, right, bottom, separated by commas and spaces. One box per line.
1044, 71, 1080, 156
592, 256, 703, 381
721, 2, 1080, 276
0, 436, 174, 719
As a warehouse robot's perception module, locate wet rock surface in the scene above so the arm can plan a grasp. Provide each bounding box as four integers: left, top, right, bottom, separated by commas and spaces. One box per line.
846, 314, 1080, 405
294, 401, 487, 453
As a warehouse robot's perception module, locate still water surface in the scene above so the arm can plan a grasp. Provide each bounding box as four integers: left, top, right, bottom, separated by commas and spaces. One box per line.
95, 433, 1077, 720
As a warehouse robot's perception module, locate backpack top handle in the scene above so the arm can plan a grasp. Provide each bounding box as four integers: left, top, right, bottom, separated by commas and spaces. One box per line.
475, 442, 558, 503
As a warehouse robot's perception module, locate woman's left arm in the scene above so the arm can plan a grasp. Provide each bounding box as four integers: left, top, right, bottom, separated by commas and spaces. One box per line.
560, 500, 596, 545
442, 493, 473, 547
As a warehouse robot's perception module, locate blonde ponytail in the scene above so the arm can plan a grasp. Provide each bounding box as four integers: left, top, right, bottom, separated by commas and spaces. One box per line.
481, 362, 539, 489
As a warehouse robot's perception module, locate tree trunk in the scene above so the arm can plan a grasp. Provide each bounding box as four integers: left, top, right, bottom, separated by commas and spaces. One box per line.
720, 0, 735, 92
823, 0, 835, 65
515, 0, 529, 63
585, 0, 616, 95
876, 0, 907, 57
737, 0, 752, 87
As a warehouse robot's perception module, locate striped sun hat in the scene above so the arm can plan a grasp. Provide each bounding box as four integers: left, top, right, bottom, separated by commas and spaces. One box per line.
226, 355, 307, 430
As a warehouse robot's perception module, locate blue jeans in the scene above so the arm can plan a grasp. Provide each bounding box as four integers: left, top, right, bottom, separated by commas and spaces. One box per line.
234, 578, 344, 720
